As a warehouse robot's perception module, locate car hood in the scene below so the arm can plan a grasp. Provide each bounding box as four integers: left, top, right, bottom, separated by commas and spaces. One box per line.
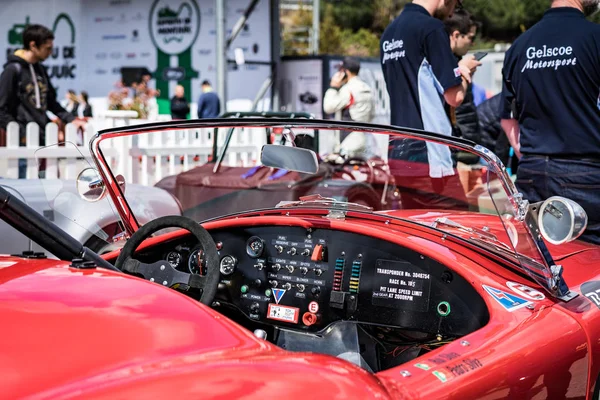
0, 256, 393, 399
383, 209, 596, 261
0, 256, 264, 397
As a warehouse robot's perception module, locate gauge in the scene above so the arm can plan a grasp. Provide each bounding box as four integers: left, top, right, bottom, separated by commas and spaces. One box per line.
220, 255, 237, 275
166, 251, 182, 268
188, 249, 205, 275
246, 236, 265, 258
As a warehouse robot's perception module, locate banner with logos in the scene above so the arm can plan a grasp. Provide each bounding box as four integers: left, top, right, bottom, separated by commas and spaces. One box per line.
0, 0, 272, 110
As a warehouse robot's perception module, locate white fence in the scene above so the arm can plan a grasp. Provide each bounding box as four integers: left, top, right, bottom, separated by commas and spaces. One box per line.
0, 120, 265, 186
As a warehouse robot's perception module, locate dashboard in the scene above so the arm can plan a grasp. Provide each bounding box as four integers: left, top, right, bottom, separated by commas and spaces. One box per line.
137, 225, 489, 335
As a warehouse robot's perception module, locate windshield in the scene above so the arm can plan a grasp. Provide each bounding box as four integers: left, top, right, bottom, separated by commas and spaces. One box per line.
92, 119, 554, 291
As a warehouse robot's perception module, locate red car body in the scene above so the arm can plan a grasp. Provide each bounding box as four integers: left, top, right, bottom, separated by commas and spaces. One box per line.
3, 209, 600, 399
2, 118, 599, 400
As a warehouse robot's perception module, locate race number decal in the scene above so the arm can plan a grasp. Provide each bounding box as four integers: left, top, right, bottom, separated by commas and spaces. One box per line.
581, 281, 600, 309
267, 304, 299, 324
506, 281, 545, 301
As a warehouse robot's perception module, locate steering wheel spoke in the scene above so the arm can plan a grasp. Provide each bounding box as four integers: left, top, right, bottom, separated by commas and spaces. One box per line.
114, 216, 220, 305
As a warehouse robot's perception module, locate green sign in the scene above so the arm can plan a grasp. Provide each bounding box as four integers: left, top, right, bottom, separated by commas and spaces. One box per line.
149, 0, 200, 108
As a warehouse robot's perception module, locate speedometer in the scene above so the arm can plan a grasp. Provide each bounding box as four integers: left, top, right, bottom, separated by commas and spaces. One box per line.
166, 251, 182, 268
188, 249, 204, 275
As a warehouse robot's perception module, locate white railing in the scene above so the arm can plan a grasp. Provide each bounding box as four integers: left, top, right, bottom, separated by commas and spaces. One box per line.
0, 121, 265, 186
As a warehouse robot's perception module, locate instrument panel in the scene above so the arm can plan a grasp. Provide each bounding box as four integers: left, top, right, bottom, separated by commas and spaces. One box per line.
208, 226, 488, 334
136, 225, 488, 334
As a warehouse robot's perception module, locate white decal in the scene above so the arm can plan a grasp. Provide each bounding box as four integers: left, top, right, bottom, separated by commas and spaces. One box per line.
267, 304, 299, 324
308, 301, 319, 313
586, 290, 600, 307
506, 281, 546, 301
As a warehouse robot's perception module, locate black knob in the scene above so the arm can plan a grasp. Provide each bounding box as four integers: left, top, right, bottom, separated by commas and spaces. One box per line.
250, 302, 260, 312
253, 279, 262, 287
311, 286, 321, 297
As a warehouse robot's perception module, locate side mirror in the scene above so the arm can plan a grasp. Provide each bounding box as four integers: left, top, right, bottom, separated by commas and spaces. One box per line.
260, 144, 319, 175
76, 168, 106, 202
538, 196, 588, 245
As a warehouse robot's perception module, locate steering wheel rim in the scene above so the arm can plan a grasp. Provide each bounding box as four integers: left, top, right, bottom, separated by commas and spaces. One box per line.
114, 215, 220, 306
341, 156, 375, 184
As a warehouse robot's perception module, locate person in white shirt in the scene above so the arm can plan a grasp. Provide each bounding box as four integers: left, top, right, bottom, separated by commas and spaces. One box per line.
323, 57, 378, 159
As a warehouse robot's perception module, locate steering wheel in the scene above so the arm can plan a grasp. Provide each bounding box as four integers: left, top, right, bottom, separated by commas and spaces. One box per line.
340, 156, 375, 184
114, 216, 220, 306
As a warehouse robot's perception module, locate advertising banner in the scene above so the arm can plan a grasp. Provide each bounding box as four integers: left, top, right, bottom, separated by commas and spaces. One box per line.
0, 0, 272, 109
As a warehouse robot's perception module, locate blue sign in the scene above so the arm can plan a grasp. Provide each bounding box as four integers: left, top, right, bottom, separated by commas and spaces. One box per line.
482, 285, 532, 312
272, 288, 286, 304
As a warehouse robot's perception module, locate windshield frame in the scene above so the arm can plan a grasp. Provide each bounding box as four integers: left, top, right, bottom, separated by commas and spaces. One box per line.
89, 117, 570, 300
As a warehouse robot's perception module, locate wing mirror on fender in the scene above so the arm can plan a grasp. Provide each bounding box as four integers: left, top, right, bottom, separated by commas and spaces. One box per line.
536, 196, 588, 245
76, 167, 126, 202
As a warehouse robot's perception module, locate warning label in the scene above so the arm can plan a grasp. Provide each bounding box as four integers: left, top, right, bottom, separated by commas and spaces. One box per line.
267, 304, 299, 324
371, 259, 431, 312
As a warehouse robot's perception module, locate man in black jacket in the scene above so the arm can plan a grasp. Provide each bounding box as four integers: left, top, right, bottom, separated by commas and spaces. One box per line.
444, 10, 493, 154
170, 85, 190, 120
0, 24, 82, 145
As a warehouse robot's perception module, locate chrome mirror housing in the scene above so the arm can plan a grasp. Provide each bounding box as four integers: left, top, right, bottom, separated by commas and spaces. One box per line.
538, 196, 588, 245
76, 168, 107, 202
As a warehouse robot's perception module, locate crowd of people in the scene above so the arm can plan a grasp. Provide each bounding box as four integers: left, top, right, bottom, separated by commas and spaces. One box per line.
63, 89, 93, 118
0, 1, 598, 244
325, 0, 599, 245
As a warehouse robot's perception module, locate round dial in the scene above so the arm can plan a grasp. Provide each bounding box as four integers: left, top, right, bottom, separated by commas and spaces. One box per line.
219, 255, 237, 275
246, 236, 265, 258
166, 251, 182, 268
188, 248, 204, 275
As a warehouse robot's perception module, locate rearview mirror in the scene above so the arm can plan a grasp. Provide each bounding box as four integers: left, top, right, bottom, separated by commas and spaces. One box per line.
260, 144, 318, 175
538, 196, 588, 245
76, 168, 107, 202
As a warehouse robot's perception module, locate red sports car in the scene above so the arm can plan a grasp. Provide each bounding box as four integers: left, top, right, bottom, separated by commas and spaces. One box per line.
1, 118, 599, 399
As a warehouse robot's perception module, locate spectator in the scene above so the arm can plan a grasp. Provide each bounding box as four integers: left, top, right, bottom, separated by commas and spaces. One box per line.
323, 56, 375, 123
380, 0, 480, 210
0, 24, 83, 142
170, 84, 190, 120
76, 91, 93, 118
197, 80, 220, 119
476, 93, 517, 173
323, 57, 377, 159
0, 23, 84, 177
500, 0, 600, 245
444, 9, 489, 151
64, 89, 79, 116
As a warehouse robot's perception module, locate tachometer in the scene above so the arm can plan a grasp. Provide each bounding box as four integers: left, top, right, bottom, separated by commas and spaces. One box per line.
188, 249, 205, 275
220, 255, 237, 275
166, 251, 182, 268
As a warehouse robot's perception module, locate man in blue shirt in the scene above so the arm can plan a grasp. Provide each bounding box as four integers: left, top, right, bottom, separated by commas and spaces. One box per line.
500, 0, 600, 245
380, 0, 480, 210
197, 80, 221, 119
